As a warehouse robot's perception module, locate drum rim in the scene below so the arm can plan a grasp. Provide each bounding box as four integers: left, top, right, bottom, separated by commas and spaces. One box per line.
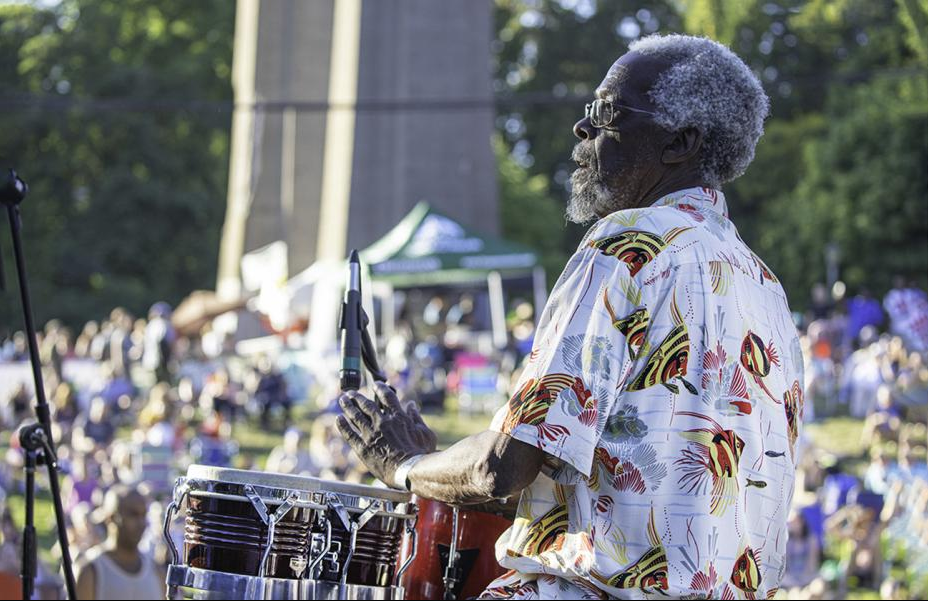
185, 464, 412, 504
166, 564, 405, 597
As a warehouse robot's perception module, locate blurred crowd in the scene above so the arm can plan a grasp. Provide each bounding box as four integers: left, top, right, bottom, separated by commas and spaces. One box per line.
0, 276, 925, 598
0, 301, 366, 598
783, 277, 928, 599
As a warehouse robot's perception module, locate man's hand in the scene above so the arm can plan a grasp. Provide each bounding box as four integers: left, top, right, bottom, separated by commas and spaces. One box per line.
336, 381, 438, 486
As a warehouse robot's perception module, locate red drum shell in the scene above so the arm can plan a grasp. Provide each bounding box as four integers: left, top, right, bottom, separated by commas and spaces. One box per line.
398, 498, 511, 600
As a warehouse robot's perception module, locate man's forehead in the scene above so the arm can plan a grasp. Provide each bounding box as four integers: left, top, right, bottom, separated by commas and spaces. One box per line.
595, 52, 670, 101
595, 62, 631, 99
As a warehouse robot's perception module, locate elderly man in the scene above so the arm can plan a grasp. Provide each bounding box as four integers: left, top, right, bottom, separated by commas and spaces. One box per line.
338, 34, 803, 599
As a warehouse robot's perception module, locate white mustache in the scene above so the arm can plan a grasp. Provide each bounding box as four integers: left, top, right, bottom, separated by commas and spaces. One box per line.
571, 143, 596, 169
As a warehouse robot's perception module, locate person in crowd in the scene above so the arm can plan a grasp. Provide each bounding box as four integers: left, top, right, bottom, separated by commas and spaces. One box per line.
864, 445, 895, 495
95, 361, 136, 415
781, 510, 822, 593
821, 460, 861, 517
0, 501, 21, 598
67, 502, 105, 557
884, 277, 928, 352
253, 357, 290, 429
40, 319, 68, 386
862, 384, 903, 445
841, 326, 882, 418
136, 382, 179, 448
199, 367, 241, 423
309, 412, 363, 481
63, 452, 103, 513
189, 413, 237, 468
72, 396, 116, 452
75, 484, 165, 600
266, 427, 318, 476
143, 301, 176, 383
90, 318, 114, 363
844, 288, 884, 350
74, 320, 99, 359
826, 503, 883, 591
893, 441, 928, 485
108, 307, 135, 379
809, 282, 833, 321
2, 382, 32, 430
51, 381, 81, 441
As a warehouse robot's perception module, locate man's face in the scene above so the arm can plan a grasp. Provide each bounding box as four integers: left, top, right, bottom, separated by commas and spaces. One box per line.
114, 492, 149, 549
568, 52, 672, 223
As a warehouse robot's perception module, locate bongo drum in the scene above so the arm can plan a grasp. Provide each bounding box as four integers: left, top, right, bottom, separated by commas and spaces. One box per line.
163, 465, 418, 600
398, 497, 511, 600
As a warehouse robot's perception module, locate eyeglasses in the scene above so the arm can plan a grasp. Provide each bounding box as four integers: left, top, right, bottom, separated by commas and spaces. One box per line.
584, 98, 657, 129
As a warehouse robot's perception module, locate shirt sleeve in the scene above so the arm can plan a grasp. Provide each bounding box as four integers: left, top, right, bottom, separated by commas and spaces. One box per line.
490, 236, 637, 479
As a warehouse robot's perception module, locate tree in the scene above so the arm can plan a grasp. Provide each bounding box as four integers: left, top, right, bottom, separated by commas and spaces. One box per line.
738, 0, 928, 303
680, 0, 758, 46
0, 0, 234, 330
496, 135, 569, 281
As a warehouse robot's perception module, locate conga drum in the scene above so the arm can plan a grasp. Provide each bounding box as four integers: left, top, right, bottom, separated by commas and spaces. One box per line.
398, 498, 512, 600
163, 465, 418, 600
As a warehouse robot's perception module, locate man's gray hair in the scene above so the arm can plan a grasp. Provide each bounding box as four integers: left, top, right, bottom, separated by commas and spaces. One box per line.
629, 34, 769, 187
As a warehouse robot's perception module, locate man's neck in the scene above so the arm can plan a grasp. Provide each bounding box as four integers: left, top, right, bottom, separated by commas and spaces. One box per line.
105, 540, 142, 573
635, 172, 709, 209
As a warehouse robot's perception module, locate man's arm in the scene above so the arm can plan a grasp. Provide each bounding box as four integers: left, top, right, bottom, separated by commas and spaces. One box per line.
75, 561, 95, 600
336, 383, 544, 505
406, 430, 544, 505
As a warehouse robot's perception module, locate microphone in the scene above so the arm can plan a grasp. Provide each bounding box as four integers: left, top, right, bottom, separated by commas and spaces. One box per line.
339, 249, 363, 391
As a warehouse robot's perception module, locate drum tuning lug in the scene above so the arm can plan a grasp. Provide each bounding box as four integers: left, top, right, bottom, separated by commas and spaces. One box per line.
289, 555, 308, 578
324, 552, 341, 576
326, 494, 352, 531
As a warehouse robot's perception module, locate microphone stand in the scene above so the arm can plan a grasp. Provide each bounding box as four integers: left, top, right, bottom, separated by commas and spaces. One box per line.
2, 168, 77, 600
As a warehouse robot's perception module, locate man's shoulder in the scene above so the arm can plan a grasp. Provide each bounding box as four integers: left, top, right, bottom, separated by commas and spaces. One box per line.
586, 204, 738, 273
593, 204, 732, 248
77, 545, 107, 569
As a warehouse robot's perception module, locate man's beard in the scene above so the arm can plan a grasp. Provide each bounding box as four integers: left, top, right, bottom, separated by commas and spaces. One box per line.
566, 143, 639, 224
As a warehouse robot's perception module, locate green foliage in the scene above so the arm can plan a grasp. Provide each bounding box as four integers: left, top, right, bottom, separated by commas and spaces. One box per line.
790, 75, 928, 294
679, 0, 758, 46
897, 0, 928, 65
0, 0, 234, 330
495, 135, 569, 282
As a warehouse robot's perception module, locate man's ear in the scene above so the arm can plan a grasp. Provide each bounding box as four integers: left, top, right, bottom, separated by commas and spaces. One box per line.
661, 127, 702, 164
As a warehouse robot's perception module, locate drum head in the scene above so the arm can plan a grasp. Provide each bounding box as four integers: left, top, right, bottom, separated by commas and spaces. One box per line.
185, 465, 412, 504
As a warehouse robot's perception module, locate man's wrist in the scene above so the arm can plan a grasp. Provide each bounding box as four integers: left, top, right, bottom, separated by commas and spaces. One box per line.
393, 454, 426, 491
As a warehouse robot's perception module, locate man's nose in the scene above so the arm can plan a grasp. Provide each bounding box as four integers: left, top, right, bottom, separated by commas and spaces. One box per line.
573, 116, 597, 140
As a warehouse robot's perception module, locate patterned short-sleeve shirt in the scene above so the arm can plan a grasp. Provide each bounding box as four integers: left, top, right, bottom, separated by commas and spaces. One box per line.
483, 187, 804, 600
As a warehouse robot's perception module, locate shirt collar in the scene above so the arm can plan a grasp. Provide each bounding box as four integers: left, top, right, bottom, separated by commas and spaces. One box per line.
652, 187, 729, 219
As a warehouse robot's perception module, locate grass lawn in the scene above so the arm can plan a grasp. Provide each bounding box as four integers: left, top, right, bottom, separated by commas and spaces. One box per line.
803, 417, 867, 459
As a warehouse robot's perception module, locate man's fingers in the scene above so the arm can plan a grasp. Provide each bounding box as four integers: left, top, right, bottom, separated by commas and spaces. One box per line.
406, 403, 428, 427
405, 403, 437, 450
336, 416, 365, 449
373, 382, 403, 413
353, 393, 382, 421
339, 395, 373, 432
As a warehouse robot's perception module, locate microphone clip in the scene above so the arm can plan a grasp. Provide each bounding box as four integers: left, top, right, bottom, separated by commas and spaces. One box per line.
339, 250, 387, 392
